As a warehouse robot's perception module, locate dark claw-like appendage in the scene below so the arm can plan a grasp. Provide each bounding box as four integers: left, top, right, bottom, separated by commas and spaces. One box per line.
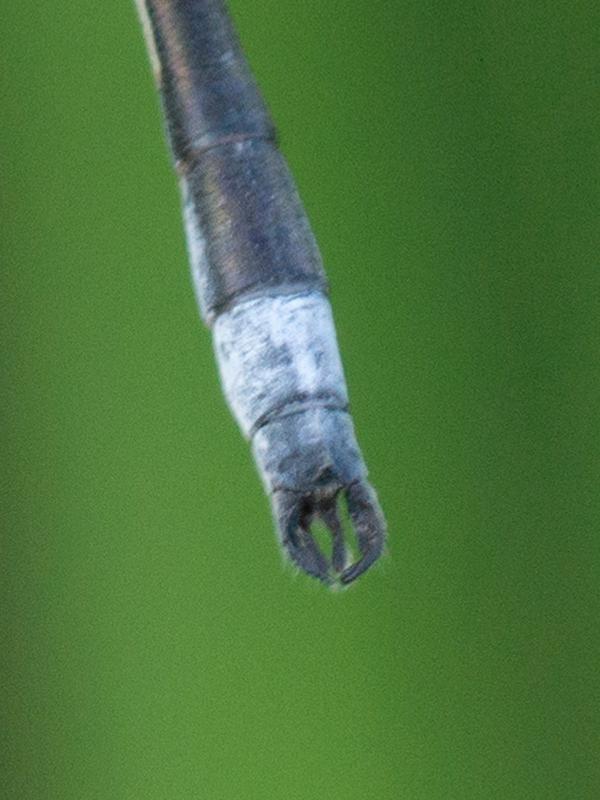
273, 491, 332, 584
339, 481, 386, 584
272, 480, 386, 586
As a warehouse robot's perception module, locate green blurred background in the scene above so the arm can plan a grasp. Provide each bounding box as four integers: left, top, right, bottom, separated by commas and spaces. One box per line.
2, 2, 599, 797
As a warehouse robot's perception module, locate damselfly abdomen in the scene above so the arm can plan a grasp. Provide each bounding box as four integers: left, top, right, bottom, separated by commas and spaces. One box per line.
136, 0, 386, 585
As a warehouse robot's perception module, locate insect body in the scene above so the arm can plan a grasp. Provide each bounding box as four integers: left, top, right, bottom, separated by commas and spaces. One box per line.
136, 0, 386, 584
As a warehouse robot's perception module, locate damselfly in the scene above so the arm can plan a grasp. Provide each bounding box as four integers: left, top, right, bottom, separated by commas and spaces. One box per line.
135, 0, 386, 585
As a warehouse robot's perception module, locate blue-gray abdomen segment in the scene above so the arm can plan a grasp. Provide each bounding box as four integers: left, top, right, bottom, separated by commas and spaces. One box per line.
144, 0, 274, 160
182, 139, 327, 323
142, 0, 327, 322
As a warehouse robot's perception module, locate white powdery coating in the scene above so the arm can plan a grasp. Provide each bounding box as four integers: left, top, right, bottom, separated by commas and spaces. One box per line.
213, 292, 349, 439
